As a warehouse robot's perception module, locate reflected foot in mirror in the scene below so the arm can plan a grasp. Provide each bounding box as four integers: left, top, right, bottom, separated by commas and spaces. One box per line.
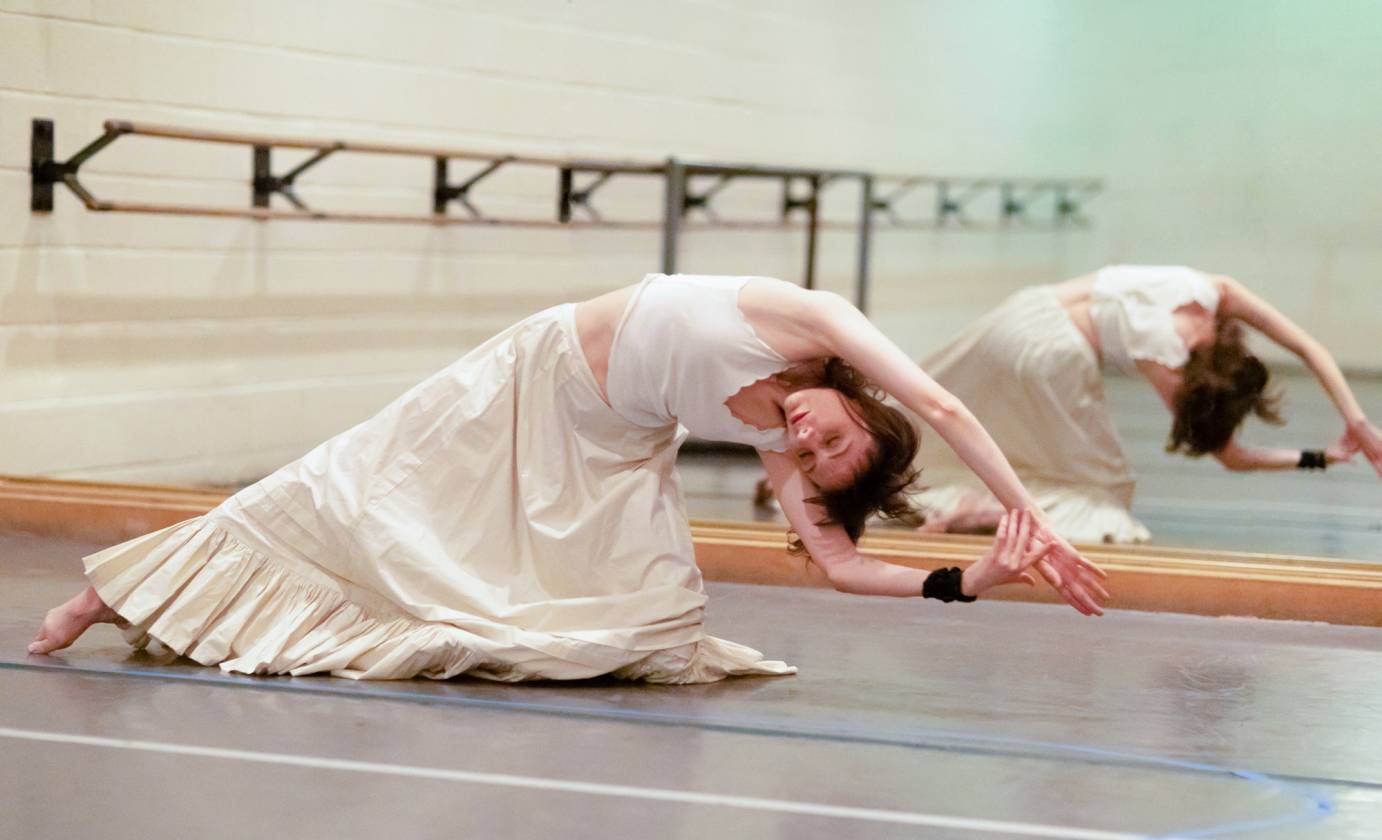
917, 488, 1002, 535
752, 476, 779, 512
29, 585, 125, 655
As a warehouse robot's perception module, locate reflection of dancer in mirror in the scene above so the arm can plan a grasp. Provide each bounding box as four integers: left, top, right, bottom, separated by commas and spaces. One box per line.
29, 274, 1107, 685
908, 265, 1382, 543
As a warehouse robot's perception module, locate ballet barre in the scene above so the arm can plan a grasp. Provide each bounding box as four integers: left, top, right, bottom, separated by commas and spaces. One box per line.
30, 118, 1103, 313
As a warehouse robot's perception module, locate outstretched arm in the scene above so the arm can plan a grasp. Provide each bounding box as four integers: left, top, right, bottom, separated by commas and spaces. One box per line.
758, 450, 1043, 600
1137, 359, 1357, 471
755, 287, 1107, 614
1216, 277, 1379, 474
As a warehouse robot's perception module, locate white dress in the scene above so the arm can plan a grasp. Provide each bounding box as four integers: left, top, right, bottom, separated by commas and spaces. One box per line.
909, 266, 1219, 544
83, 274, 797, 683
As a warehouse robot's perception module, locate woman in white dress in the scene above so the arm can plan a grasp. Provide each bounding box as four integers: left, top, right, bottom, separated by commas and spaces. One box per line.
30, 274, 1107, 683
910, 265, 1382, 543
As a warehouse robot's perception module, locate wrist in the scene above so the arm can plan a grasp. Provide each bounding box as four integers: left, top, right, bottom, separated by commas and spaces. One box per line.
924, 567, 977, 603
1297, 449, 1327, 470
960, 566, 977, 598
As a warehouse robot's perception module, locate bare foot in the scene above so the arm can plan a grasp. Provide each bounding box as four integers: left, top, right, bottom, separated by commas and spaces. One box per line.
28, 586, 122, 655
917, 490, 1005, 535
917, 514, 954, 534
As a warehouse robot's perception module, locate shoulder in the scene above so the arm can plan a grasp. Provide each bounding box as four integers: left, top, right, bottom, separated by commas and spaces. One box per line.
737, 279, 858, 362
739, 278, 855, 329
740, 276, 838, 306
1206, 272, 1239, 300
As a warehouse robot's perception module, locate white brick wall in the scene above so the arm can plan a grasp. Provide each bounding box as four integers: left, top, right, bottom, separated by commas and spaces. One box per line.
2, 1, 1376, 484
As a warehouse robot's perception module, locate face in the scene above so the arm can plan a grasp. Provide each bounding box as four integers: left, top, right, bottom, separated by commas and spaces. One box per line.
783, 387, 875, 491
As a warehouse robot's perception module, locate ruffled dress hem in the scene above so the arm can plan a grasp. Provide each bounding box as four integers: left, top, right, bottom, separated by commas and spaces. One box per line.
84, 518, 796, 684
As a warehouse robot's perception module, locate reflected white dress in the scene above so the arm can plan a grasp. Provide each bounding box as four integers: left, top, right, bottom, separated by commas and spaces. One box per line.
83, 274, 798, 683
910, 266, 1219, 544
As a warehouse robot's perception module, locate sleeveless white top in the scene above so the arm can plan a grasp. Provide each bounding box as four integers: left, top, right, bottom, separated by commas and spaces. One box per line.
1089, 265, 1220, 375
606, 274, 791, 452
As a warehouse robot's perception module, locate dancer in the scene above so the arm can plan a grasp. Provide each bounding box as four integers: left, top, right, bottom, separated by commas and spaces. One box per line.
910, 265, 1381, 543
30, 274, 1107, 684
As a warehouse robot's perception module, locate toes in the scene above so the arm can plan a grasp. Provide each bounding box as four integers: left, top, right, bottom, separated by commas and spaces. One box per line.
29, 621, 60, 655
29, 629, 73, 655
28, 610, 73, 655
28, 634, 55, 655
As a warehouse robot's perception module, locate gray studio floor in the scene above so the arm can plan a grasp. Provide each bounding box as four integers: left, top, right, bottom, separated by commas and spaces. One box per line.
681, 371, 1382, 561
4, 530, 1382, 839
4, 371, 1381, 839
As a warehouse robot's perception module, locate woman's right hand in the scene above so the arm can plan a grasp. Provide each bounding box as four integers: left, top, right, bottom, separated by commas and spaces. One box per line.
961, 509, 1044, 598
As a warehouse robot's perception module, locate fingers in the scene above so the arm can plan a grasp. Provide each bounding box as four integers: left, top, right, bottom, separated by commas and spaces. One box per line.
1034, 558, 1105, 617
1066, 577, 1106, 617
1081, 567, 1112, 603
1019, 518, 1110, 616
1035, 556, 1063, 589
1037, 559, 1091, 615
1012, 509, 1032, 560
1052, 549, 1110, 606
1021, 537, 1050, 565
1055, 537, 1109, 580
1031, 520, 1108, 581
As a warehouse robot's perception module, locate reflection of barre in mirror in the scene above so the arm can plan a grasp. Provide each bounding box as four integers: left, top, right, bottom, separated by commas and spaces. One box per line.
901, 265, 1382, 543
28, 274, 1111, 682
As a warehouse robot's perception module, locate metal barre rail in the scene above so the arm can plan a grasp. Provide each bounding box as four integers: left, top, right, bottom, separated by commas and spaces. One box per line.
30, 118, 1104, 312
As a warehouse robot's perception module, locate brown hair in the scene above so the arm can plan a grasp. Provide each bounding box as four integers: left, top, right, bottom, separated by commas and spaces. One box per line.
781, 358, 922, 554
1167, 319, 1283, 456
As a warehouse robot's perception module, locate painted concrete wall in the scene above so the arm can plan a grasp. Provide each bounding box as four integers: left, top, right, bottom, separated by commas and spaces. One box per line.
1, 1, 1374, 483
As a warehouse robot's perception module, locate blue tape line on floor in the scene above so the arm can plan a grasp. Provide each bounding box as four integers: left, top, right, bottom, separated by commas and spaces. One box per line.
3, 658, 1335, 838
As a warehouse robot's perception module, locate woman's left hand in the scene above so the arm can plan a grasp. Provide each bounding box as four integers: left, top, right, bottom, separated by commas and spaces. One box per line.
1028, 516, 1110, 617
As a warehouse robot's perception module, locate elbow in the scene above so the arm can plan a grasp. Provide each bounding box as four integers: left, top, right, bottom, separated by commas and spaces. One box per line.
1216, 454, 1250, 472
820, 556, 865, 594
822, 564, 854, 594
1298, 338, 1329, 369
920, 396, 964, 428
828, 577, 868, 596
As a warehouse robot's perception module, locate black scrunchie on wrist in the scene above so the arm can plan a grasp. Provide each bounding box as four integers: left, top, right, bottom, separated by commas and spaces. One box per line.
922, 567, 977, 603
1297, 449, 1327, 470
